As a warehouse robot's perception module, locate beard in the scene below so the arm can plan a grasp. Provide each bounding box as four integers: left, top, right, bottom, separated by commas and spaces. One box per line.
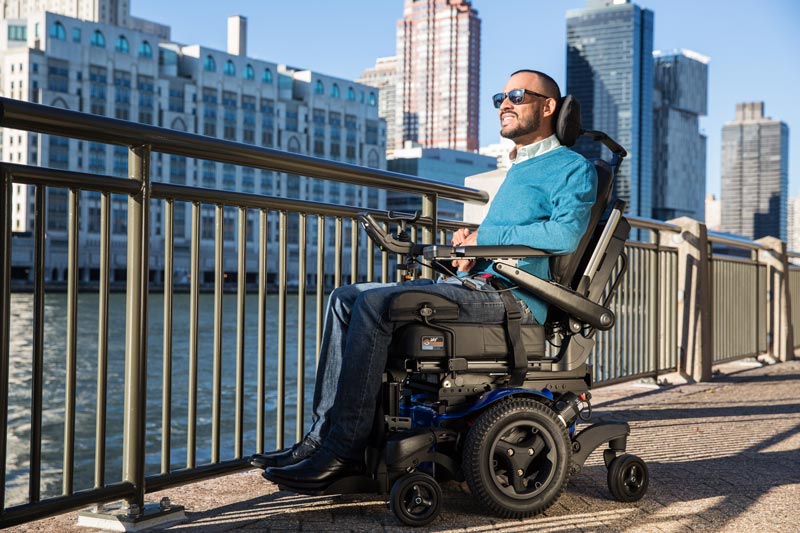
500, 110, 541, 140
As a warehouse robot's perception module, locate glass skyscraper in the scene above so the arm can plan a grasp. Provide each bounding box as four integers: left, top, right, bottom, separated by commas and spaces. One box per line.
721, 102, 789, 241
566, 0, 654, 218
652, 49, 709, 222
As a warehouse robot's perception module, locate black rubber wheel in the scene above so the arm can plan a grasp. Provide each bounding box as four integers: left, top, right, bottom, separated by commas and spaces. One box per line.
389, 472, 442, 527
607, 453, 649, 502
463, 397, 572, 518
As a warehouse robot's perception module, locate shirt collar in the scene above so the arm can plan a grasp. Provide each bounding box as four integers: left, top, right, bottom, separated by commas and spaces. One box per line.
509, 134, 561, 165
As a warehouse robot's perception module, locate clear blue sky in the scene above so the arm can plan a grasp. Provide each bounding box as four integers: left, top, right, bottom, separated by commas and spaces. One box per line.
133, 0, 799, 198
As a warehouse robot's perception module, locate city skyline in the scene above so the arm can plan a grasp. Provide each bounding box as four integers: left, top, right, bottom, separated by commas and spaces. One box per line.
128, 0, 799, 199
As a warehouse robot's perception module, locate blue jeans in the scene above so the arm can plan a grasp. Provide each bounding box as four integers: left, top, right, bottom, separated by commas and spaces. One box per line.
306, 276, 535, 460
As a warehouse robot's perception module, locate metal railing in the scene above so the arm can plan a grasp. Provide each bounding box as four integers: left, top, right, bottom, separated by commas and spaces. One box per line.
0, 96, 781, 527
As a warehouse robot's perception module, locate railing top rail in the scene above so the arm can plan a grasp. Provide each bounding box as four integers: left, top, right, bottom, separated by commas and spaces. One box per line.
626, 215, 680, 232
0, 97, 489, 205
707, 231, 767, 251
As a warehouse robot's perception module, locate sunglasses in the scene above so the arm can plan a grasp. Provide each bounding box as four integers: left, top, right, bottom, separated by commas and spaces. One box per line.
492, 88, 552, 109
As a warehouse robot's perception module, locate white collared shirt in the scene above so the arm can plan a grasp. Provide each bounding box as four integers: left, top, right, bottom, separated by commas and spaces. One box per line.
510, 134, 562, 165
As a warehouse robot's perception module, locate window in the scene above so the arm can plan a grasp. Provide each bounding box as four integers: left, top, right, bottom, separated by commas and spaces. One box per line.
368, 92, 377, 106
224, 60, 235, 76
115, 35, 129, 53
347, 87, 356, 101
262, 68, 273, 83
314, 80, 324, 95
244, 64, 254, 80
138, 40, 152, 58
72, 27, 81, 42
90, 30, 105, 48
49, 21, 66, 40
331, 83, 340, 98
203, 55, 216, 72
8, 25, 27, 41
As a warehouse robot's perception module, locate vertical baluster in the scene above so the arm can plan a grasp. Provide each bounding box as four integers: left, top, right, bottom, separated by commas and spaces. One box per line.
334, 217, 343, 288
160, 199, 173, 474
211, 205, 224, 463
256, 210, 268, 453
296, 214, 307, 443
63, 188, 79, 495
350, 218, 358, 284
316, 215, 325, 368
28, 185, 45, 503
235, 207, 247, 458
187, 202, 200, 468
0, 171, 12, 508
276, 211, 288, 449
95, 192, 111, 486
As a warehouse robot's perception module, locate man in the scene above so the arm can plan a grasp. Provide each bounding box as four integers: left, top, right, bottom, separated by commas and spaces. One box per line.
257, 70, 598, 490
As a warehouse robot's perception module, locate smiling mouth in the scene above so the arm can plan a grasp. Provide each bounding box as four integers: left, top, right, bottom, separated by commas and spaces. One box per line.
501, 113, 517, 125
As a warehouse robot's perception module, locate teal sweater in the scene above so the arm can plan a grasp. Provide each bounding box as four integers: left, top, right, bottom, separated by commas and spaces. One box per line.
474, 146, 598, 324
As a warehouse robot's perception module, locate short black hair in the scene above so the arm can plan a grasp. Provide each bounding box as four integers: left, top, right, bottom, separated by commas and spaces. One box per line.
509, 69, 561, 100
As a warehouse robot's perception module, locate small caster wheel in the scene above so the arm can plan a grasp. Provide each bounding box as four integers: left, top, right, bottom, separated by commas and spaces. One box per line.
607, 453, 648, 502
389, 472, 442, 527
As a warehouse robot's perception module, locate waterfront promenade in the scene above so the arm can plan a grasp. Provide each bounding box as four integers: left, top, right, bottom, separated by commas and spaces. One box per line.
8, 357, 800, 532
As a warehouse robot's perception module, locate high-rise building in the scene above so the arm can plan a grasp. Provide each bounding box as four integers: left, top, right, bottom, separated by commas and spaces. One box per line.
2, 0, 170, 38
720, 102, 789, 241
1, 8, 386, 285
566, 0, 654, 218
787, 197, 800, 255
395, 0, 480, 152
705, 194, 721, 231
652, 49, 709, 221
357, 55, 398, 156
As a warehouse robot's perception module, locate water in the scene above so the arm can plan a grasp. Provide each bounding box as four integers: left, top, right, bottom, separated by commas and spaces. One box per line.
4, 291, 319, 507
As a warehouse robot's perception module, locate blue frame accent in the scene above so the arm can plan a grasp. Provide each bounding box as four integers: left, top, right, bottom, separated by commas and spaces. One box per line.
434, 387, 554, 424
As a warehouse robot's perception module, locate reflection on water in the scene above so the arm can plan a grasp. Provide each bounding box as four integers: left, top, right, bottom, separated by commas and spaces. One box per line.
5, 291, 319, 507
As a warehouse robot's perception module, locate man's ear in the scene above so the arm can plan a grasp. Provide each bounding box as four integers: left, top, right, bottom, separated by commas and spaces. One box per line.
543, 97, 557, 117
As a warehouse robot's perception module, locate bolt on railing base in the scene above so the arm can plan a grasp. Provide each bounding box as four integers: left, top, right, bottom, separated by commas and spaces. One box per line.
76, 500, 185, 531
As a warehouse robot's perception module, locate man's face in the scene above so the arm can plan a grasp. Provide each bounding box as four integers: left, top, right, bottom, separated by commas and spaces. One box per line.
498, 73, 550, 142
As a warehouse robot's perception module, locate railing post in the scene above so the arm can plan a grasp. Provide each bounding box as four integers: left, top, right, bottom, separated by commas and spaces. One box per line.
662, 217, 712, 382
421, 193, 438, 279
122, 144, 151, 513
0, 170, 12, 513
756, 237, 795, 362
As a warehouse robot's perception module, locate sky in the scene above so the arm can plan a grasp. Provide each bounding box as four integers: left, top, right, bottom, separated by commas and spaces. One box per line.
132, 0, 799, 198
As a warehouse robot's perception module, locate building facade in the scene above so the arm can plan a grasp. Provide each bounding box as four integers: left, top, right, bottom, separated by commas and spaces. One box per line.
1, 9, 386, 285
395, 0, 480, 152
652, 49, 708, 221
566, 0, 654, 218
357, 55, 398, 157
787, 197, 800, 256
386, 147, 496, 221
720, 102, 789, 241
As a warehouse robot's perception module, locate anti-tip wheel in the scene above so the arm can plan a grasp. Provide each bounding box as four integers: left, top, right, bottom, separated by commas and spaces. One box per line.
389, 472, 442, 527
607, 453, 649, 502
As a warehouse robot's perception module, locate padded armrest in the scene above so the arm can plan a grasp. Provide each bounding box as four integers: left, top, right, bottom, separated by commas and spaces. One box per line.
423, 244, 561, 261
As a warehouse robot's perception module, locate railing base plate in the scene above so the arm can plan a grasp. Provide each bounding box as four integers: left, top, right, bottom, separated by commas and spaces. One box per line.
77, 502, 186, 531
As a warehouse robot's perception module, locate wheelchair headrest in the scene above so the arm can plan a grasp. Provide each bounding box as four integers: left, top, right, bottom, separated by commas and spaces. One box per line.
555, 95, 582, 148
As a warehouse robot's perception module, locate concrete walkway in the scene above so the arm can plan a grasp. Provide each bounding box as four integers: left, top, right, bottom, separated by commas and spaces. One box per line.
9, 358, 800, 532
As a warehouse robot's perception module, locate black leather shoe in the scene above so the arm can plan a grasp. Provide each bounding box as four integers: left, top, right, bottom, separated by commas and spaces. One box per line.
262, 448, 363, 490
250, 435, 320, 469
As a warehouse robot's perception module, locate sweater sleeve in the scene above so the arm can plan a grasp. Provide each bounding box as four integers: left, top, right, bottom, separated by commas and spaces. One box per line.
477, 159, 597, 254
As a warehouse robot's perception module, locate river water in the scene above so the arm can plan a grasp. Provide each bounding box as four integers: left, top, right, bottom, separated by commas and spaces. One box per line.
5, 291, 319, 507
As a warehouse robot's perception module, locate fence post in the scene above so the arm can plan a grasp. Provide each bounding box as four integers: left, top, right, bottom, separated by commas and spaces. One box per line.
662, 217, 712, 382
421, 193, 438, 279
756, 237, 794, 362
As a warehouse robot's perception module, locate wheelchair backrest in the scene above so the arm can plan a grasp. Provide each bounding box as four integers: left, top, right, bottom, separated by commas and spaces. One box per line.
549, 94, 616, 289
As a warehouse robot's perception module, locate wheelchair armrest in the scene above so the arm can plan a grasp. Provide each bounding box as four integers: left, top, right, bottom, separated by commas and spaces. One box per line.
494, 262, 615, 330
423, 244, 560, 261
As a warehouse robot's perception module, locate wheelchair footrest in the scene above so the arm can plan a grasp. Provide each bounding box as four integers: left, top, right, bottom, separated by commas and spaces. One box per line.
570, 421, 629, 473
280, 474, 380, 496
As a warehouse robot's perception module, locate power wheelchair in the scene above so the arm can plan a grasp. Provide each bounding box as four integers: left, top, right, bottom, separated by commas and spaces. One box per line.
278, 95, 649, 526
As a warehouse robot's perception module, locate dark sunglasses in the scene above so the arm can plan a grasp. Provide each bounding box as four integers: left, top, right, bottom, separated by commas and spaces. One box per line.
492, 88, 552, 108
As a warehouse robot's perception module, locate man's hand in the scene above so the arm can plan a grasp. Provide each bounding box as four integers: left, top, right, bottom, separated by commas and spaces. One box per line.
451, 228, 479, 272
